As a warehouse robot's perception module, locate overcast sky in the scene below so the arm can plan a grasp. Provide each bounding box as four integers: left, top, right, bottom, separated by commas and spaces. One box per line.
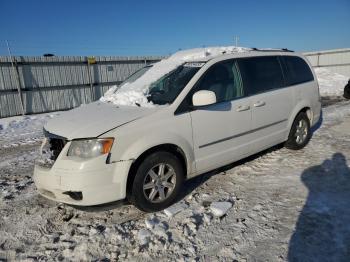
0, 0, 349, 56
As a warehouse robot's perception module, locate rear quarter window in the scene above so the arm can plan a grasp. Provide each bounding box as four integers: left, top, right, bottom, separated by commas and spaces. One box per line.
237, 56, 285, 96
282, 56, 314, 86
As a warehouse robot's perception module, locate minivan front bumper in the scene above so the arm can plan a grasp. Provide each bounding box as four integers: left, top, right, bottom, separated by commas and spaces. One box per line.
33, 156, 133, 206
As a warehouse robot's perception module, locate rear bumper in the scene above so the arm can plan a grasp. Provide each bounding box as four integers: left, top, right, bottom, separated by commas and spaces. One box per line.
33, 159, 133, 206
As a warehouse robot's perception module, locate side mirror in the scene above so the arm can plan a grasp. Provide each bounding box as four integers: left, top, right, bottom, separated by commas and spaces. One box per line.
192, 90, 217, 107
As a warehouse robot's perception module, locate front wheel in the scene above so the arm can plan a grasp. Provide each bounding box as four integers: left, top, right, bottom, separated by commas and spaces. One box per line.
285, 112, 311, 150
128, 151, 184, 212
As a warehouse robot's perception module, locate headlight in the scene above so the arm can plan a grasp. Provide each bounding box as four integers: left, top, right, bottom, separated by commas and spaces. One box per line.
67, 138, 114, 159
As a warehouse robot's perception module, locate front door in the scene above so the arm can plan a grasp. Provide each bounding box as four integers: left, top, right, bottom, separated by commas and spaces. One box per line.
189, 60, 252, 173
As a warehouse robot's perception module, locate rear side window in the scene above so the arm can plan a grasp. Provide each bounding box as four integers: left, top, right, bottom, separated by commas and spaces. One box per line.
237, 56, 285, 96
282, 56, 314, 85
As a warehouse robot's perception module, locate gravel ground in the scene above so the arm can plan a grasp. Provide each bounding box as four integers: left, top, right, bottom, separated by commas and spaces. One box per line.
0, 100, 350, 261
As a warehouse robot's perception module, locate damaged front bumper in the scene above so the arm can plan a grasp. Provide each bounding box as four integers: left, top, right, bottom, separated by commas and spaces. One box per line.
33, 141, 133, 206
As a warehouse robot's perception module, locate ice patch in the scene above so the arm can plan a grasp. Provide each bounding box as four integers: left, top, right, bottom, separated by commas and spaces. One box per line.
137, 229, 152, 245
153, 222, 168, 238
210, 201, 232, 217
164, 202, 188, 217
145, 217, 160, 229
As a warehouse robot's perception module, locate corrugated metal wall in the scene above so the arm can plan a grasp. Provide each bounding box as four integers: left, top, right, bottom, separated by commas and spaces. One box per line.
304, 48, 350, 77
0, 56, 163, 118
1, 49, 349, 118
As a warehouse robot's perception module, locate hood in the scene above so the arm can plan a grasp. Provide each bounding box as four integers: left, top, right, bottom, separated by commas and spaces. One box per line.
44, 102, 158, 140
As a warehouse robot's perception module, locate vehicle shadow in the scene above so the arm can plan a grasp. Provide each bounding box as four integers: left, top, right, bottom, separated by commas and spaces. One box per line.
72, 199, 126, 212
288, 153, 350, 261
177, 143, 285, 201
179, 111, 323, 201
74, 144, 285, 213
311, 109, 323, 133
74, 114, 323, 213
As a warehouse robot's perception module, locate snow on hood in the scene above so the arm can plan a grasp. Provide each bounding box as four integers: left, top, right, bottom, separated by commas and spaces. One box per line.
100, 46, 250, 107
44, 102, 157, 140
314, 68, 349, 97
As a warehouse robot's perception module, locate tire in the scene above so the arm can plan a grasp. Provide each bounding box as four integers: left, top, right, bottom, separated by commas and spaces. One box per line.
344, 83, 350, 99
128, 151, 184, 212
285, 112, 311, 150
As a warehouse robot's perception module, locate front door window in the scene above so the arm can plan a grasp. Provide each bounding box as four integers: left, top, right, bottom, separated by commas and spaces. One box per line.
193, 60, 244, 103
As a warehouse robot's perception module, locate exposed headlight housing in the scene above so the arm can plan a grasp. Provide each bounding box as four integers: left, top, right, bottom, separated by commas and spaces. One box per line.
67, 138, 114, 159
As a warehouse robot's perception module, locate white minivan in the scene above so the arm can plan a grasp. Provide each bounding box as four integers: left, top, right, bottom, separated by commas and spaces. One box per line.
34, 47, 321, 211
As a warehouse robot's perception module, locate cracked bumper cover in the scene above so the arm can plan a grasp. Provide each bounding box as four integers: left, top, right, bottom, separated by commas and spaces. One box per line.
33, 156, 133, 206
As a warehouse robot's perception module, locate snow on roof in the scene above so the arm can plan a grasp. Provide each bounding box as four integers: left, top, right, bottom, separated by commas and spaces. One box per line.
100, 46, 250, 107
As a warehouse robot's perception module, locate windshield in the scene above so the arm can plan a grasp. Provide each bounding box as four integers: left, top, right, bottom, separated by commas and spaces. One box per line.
101, 46, 249, 107
119, 65, 152, 87
147, 65, 200, 105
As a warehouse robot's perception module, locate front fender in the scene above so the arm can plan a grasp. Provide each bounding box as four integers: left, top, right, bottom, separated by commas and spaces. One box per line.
118, 132, 195, 176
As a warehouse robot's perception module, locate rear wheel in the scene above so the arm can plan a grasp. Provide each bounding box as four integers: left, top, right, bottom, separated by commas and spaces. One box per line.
128, 151, 184, 212
285, 112, 311, 150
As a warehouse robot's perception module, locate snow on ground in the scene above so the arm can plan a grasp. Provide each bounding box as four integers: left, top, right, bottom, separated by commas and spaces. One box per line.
100, 46, 250, 107
0, 112, 60, 149
0, 100, 350, 261
314, 67, 349, 97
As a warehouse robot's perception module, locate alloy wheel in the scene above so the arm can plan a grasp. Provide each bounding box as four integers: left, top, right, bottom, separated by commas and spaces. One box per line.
295, 119, 308, 144
143, 163, 177, 203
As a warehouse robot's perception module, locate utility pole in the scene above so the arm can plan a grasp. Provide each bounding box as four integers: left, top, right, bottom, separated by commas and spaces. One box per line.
6, 40, 25, 115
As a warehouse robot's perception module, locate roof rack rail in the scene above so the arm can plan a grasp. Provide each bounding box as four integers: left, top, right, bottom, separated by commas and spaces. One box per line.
251, 47, 294, 52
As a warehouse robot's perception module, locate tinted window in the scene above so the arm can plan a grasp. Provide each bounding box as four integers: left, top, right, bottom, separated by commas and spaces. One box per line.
193, 60, 244, 103
282, 56, 314, 85
237, 56, 285, 95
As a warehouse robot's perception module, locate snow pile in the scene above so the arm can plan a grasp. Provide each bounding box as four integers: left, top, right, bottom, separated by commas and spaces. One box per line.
210, 201, 233, 217
0, 113, 59, 148
101, 46, 250, 107
314, 68, 349, 97
164, 202, 188, 217
137, 229, 152, 246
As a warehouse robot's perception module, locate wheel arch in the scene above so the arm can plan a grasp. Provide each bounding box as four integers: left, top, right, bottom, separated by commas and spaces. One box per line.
286, 103, 312, 140
126, 143, 188, 197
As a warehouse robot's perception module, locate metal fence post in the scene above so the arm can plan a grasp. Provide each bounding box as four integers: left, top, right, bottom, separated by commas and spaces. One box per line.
86, 56, 95, 102
86, 57, 97, 102
6, 40, 25, 115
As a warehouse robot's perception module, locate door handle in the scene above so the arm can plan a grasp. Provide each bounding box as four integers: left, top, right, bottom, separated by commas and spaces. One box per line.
253, 101, 266, 107
236, 105, 250, 112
